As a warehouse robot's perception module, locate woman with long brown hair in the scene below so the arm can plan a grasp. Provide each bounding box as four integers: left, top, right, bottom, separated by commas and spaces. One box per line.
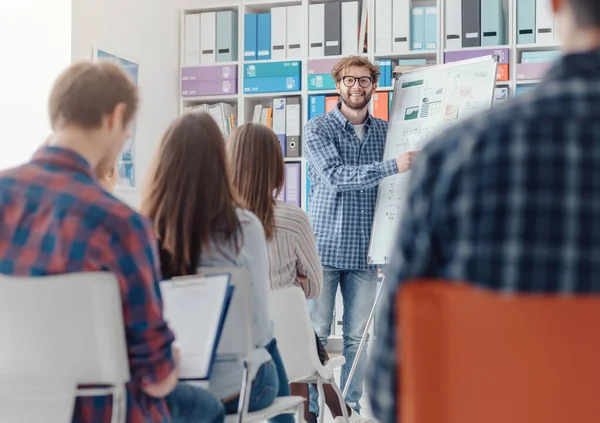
140, 113, 291, 422
227, 123, 371, 423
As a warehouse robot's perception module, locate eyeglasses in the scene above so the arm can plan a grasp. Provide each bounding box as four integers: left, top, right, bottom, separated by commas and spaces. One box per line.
341, 75, 373, 88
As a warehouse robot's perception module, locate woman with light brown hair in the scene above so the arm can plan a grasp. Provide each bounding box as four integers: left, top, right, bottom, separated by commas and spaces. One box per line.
227, 123, 371, 423
140, 113, 292, 422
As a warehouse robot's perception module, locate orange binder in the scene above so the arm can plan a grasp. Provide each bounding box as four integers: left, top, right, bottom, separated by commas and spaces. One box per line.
372, 91, 389, 121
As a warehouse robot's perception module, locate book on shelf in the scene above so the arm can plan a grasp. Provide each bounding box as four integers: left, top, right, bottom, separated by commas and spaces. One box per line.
185, 103, 238, 138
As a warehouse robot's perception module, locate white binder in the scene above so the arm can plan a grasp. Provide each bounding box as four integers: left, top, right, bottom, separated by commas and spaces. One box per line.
200, 12, 216, 65
271, 7, 287, 60
287, 5, 303, 59
445, 0, 462, 49
185, 14, 201, 66
309, 4, 325, 57
392, 0, 410, 53
535, 0, 554, 45
342, 1, 359, 55
375, 0, 392, 54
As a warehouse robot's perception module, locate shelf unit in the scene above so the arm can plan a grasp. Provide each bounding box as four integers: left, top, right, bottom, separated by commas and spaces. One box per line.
179, 0, 562, 212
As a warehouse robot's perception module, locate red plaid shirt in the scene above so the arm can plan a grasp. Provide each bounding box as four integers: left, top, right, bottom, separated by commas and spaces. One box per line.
0, 147, 176, 422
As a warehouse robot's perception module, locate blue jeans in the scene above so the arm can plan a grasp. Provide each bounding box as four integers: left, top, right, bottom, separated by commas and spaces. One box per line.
166, 383, 225, 423
223, 339, 293, 423
308, 266, 379, 415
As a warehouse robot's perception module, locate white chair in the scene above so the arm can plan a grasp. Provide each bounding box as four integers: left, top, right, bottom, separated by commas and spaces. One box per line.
198, 266, 305, 423
0, 272, 129, 423
269, 286, 349, 423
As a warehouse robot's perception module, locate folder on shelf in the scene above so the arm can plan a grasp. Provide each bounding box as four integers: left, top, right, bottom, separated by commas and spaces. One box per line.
517, 0, 536, 45
244, 61, 301, 78
185, 13, 201, 66
308, 74, 336, 90
271, 7, 287, 60
342, 1, 359, 56
287, 5, 303, 59
309, 4, 325, 57
324, 2, 341, 56
445, 0, 462, 49
325, 95, 339, 112
493, 87, 509, 105
244, 76, 301, 93
424, 6, 438, 50
535, 0, 554, 44
244, 14, 257, 61
481, 0, 505, 46
272, 98, 287, 154
216, 11, 238, 63
257, 13, 271, 60
159, 274, 233, 381
285, 97, 301, 157
392, 0, 411, 53
461, 0, 481, 47
309, 95, 326, 119
375, 0, 392, 54
373, 92, 389, 121
200, 12, 216, 65
411, 7, 425, 50
284, 163, 301, 207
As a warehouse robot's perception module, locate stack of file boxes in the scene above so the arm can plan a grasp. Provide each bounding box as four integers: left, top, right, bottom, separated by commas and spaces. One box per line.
244, 5, 303, 61
243, 61, 301, 94
184, 11, 238, 66
181, 64, 238, 97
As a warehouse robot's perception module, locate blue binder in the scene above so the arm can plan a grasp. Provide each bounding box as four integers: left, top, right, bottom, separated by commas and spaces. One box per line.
309, 95, 326, 119
244, 14, 257, 61
424, 7, 438, 50
481, 0, 506, 46
517, 0, 536, 45
257, 13, 271, 60
410, 7, 425, 50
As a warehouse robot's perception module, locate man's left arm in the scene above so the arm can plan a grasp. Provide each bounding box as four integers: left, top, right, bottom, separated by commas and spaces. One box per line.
367, 144, 447, 422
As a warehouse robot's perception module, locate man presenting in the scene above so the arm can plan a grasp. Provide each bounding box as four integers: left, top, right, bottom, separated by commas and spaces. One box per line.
304, 56, 416, 418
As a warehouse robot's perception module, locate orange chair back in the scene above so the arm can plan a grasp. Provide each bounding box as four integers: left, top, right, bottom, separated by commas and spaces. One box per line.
398, 280, 600, 423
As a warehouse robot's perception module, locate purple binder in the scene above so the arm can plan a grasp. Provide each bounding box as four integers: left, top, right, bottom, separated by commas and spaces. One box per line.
182, 65, 238, 81
181, 79, 238, 97
444, 48, 510, 64
284, 163, 301, 207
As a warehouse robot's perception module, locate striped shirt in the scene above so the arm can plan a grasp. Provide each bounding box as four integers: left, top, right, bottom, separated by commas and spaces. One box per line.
268, 201, 322, 299
368, 48, 600, 423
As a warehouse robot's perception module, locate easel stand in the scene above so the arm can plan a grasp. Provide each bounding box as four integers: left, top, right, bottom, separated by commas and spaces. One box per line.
342, 275, 385, 398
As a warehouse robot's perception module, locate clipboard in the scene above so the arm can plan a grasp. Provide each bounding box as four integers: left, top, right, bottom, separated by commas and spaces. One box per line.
159, 273, 234, 381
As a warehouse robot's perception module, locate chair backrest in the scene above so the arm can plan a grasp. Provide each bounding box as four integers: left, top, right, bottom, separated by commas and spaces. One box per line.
0, 272, 129, 386
269, 286, 323, 381
398, 280, 600, 423
196, 266, 253, 359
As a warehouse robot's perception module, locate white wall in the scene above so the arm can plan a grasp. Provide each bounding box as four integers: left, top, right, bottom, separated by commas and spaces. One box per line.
0, 0, 72, 170
71, 0, 182, 207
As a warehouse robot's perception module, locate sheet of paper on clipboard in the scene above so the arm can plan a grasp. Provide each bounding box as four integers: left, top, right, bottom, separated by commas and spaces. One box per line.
159, 273, 233, 380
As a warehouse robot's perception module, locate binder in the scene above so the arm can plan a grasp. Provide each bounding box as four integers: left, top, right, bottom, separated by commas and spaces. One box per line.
216, 11, 238, 63
309, 95, 326, 119
287, 5, 303, 59
272, 98, 287, 154
392, 0, 411, 53
184, 13, 201, 66
424, 7, 438, 50
159, 274, 233, 380
445, 0, 462, 49
324, 2, 341, 56
271, 7, 287, 60
244, 14, 257, 61
243, 76, 301, 93
517, 0, 536, 45
257, 13, 271, 60
200, 12, 216, 65
342, 1, 359, 56
284, 163, 301, 207
461, 0, 481, 47
373, 92, 389, 121
285, 97, 301, 157
481, 0, 505, 46
375, 0, 392, 53
325, 96, 339, 112
535, 0, 554, 44
411, 7, 425, 50
309, 4, 325, 57
244, 61, 301, 78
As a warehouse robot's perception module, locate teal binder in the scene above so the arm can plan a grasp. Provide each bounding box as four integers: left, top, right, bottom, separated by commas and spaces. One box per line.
481, 0, 506, 46
216, 11, 238, 62
517, 0, 536, 45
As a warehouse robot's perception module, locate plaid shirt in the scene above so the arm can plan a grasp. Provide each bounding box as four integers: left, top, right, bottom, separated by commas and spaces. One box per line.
0, 147, 176, 423
368, 49, 600, 422
305, 103, 397, 270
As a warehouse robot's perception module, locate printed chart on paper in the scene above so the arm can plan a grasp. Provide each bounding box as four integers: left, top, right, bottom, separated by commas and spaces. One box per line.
368, 56, 499, 264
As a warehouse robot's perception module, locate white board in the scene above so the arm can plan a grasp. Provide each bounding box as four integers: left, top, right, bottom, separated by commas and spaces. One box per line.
368, 55, 499, 265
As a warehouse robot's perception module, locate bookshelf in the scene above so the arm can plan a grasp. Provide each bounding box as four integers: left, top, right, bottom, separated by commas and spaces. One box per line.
179, 0, 562, 213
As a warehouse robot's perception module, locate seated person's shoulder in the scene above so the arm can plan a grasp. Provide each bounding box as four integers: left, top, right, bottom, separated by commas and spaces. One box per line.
274, 201, 312, 232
